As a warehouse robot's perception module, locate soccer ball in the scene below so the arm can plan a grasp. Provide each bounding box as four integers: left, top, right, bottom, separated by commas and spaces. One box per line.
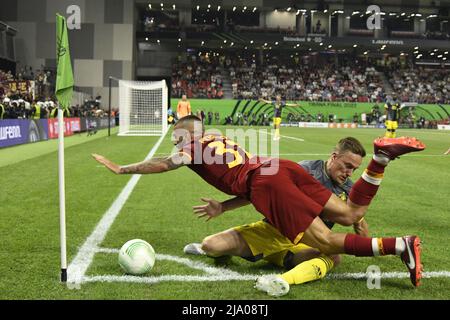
118, 239, 156, 275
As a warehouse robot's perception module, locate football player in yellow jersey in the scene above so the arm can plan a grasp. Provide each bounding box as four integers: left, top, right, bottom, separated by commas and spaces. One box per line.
184, 138, 370, 295
384, 95, 401, 138
259, 95, 300, 141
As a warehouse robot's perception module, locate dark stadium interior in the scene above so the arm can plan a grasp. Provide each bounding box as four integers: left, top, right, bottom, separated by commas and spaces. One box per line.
0, 0, 449, 123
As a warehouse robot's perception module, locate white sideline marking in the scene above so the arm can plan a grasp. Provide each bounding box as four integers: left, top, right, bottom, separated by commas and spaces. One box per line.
82, 270, 450, 285
66, 130, 169, 285
86, 249, 450, 284
264, 131, 305, 142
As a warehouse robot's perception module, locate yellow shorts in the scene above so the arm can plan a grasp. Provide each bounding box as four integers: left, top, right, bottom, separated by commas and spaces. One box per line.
273, 117, 282, 126
233, 220, 313, 268
385, 120, 398, 130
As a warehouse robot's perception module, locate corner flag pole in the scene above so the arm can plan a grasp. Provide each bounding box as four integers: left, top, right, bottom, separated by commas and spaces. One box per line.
56, 14, 74, 283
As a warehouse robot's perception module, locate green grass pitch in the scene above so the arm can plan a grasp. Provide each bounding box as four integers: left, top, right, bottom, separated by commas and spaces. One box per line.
0, 126, 449, 300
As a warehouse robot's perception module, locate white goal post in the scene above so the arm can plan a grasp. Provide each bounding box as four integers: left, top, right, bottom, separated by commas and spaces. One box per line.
118, 80, 168, 136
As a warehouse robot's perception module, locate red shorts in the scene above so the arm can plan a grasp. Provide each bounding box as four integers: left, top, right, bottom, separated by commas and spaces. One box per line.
249, 159, 332, 244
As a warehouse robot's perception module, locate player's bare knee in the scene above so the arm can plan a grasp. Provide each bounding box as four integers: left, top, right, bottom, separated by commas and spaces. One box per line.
201, 236, 221, 255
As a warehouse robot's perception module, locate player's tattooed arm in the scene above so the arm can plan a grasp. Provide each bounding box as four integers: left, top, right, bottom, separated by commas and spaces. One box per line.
92, 152, 191, 174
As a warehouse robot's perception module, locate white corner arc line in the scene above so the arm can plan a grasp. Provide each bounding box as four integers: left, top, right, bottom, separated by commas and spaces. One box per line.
67, 129, 170, 285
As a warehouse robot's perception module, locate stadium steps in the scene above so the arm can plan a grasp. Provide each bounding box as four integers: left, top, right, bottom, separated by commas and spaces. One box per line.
219, 67, 234, 99
379, 71, 394, 95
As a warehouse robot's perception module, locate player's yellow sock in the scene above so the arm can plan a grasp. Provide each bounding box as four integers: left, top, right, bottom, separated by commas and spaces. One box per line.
280, 256, 334, 285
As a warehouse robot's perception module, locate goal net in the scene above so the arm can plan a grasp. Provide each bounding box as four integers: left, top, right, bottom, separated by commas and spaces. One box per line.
118, 80, 168, 136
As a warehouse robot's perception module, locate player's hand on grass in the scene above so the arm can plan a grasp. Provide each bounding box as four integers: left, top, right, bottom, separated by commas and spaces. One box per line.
193, 198, 223, 221
92, 153, 122, 174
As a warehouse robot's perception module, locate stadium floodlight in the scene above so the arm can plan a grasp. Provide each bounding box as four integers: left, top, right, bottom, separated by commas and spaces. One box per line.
118, 80, 168, 136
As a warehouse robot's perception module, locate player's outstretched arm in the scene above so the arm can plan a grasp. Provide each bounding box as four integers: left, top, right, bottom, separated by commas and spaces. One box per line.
92, 152, 190, 174
258, 98, 271, 104
193, 196, 250, 221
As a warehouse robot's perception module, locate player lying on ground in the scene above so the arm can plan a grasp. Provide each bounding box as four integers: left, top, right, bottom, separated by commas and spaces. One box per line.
92, 115, 425, 296
183, 137, 369, 291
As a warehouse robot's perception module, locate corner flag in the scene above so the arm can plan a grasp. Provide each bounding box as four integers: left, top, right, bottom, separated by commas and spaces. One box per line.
56, 14, 74, 109
55, 13, 73, 283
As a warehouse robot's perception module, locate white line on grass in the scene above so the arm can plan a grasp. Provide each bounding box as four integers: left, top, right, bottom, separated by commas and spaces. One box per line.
66, 130, 170, 286
95, 248, 248, 277
89, 249, 450, 284
264, 131, 305, 142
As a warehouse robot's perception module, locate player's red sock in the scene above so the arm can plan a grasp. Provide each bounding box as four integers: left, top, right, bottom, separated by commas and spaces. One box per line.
349, 158, 387, 206
344, 234, 404, 256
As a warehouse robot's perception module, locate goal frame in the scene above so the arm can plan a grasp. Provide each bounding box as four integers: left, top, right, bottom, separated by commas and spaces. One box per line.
117, 79, 168, 136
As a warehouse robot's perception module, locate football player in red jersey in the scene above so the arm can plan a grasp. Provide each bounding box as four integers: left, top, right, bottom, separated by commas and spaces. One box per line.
93, 115, 425, 295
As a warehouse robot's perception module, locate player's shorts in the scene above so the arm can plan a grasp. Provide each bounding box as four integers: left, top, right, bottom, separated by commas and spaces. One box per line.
233, 220, 314, 268
248, 159, 332, 244
273, 117, 282, 126
385, 120, 398, 130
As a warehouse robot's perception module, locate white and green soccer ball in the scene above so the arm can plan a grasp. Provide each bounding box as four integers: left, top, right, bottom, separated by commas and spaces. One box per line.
118, 239, 156, 275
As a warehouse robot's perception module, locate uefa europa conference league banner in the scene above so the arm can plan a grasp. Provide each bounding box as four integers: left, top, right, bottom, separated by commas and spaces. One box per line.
0, 119, 49, 148
0, 118, 116, 148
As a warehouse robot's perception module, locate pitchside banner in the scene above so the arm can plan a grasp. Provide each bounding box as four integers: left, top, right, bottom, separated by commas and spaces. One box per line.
0, 119, 48, 148
48, 118, 81, 139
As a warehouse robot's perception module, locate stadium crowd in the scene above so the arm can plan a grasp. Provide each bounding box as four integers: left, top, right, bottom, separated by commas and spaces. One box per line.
171, 54, 224, 99
386, 62, 450, 104
0, 68, 109, 120
171, 52, 450, 105
229, 53, 384, 102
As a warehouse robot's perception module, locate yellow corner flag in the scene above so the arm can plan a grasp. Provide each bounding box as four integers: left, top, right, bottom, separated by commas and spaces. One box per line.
55, 14, 74, 109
